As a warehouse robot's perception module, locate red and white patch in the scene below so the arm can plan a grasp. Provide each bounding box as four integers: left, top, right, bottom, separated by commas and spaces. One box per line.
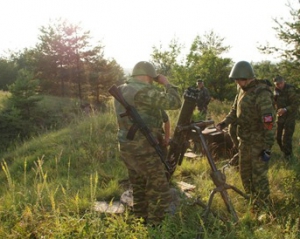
263, 114, 273, 123
263, 114, 273, 130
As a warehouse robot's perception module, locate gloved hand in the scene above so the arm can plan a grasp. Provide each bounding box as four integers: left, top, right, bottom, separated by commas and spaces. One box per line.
216, 122, 226, 131
261, 149, 271, 162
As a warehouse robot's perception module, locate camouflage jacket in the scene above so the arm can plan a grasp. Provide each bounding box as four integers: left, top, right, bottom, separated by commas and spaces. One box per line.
114, 77, 181, 143
274, 83, 299, 122
223, 80, 275, 149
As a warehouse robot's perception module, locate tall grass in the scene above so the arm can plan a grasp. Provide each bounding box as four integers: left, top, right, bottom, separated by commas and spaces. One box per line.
0, 98, 299, 238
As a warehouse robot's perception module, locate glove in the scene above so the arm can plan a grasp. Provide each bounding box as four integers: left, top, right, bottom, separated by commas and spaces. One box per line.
216, 122, 226, 131
261, 150, 271, 162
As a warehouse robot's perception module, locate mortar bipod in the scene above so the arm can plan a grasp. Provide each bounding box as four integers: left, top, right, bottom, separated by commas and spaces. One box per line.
182, 121, 249, 222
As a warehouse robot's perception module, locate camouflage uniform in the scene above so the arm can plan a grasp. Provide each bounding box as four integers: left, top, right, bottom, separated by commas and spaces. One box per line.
274, 82, 298, 159
114, 77, 181, 225
221, 80, 276, 201
196, 86, 211, 119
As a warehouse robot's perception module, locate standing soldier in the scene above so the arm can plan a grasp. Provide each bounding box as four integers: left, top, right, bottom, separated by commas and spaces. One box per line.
216, 61, 276, 205
273, 75, 299, 160
195, 77, 211, 120
113, 61, 181, 226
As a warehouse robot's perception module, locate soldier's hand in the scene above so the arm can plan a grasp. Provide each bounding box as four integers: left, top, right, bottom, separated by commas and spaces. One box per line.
261, 149, 271, 162
277, 108, 287, 116
156, 74, 170, 86
216, 122, 226, 131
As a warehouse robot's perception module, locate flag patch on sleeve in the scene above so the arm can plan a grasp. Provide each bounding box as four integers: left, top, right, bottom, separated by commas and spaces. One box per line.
263, 114, 273, 123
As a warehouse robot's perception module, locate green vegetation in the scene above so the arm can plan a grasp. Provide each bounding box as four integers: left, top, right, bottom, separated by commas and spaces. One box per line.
2, 1, 300, 106
0, 99, 299, 239
0, 2, 300, 237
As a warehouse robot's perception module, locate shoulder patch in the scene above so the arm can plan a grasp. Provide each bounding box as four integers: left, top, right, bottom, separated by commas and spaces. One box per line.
263, 114, 273, 123
263, 113, 273, 130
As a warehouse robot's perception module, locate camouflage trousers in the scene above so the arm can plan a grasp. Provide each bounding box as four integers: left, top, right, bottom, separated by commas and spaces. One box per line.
119, 142, 171, 225
239, 142, 270, 202
276, 119, 296, 158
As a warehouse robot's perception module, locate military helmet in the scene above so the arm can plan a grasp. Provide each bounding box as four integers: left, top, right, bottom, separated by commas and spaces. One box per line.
229, 61, 255, 80
132, 61, 158, 78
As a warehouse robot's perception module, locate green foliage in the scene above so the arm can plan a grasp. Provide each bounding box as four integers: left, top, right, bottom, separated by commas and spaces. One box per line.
2, 3, 300, 235
3, 19, 124, 104
151, 37, 183, 77
35, 18, 124, 101
151, 31, 236, 100
0, 70, 42, 151
0, 78, 86, 152
8, 69, 42, 115
258, 1, 300, 85
252, 61, 279, 81
0, 58, 18, 90
0, 99, 299, 238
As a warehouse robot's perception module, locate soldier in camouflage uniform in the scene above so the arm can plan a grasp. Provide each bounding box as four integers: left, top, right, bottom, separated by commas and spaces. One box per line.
216, 61, 276, 204
273, 75, 299, 160
195, 78, 211, 120
113, 61, 181, 226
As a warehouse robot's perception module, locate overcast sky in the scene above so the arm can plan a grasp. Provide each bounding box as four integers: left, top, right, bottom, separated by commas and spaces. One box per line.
0, 0, 296, 70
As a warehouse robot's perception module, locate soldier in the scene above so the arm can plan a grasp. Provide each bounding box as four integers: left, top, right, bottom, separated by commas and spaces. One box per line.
273, 75, 299, 160
113, 61, 181, 226
195, 77, 211, 120
216, 61, 276, 205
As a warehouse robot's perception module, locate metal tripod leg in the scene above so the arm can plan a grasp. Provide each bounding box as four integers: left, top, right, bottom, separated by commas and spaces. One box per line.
203, 182, 250, 222
193, 125, 249, 221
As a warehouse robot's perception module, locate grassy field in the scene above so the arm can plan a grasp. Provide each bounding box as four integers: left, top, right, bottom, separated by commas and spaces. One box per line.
0, 98, 299, 238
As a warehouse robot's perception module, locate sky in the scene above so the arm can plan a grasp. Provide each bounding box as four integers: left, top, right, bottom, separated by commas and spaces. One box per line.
0, 0, 296, 70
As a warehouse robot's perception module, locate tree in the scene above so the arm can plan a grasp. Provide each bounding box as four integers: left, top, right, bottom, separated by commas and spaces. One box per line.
150, 38, 191, 94
0, 58, 18, 90
0, 69, 41, 151
87, 57, 124, 105
258, 1, 300, 84
150, 32, 235, 100
186, 31, 234, 100
36, 19, 106, 99
33, 18, 125, 103
151, 38, 183, 76
252, 61, 279, 81
8, 69, 41, 119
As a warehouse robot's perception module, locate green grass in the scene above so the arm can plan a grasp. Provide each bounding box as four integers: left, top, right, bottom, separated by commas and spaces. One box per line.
0, 98, 299, 238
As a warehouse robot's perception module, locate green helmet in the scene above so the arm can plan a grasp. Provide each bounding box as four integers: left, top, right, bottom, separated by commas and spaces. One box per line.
229, 61, 255, 80
132, 61, 158, 78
